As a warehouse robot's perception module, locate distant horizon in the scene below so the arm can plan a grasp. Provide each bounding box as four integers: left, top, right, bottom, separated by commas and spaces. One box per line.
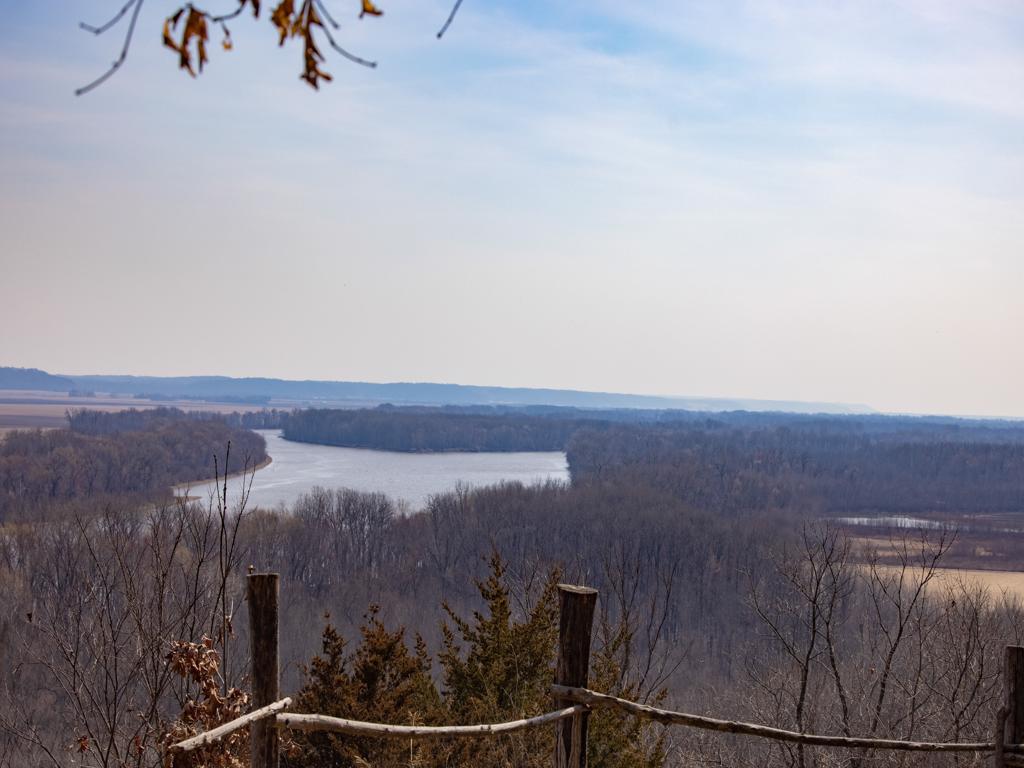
62, 367, 866, 405
16, 362, 1024, 422
4, 361, 873, 407
12, 362, 1024, 421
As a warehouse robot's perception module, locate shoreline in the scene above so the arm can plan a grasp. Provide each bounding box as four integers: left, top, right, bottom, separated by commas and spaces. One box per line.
173, 455, 273, 500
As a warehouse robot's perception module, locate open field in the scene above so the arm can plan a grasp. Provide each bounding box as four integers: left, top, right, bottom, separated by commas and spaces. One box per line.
0, 389, 266, 436
848, 523, 1024, 570
852, 529, 1024, 600
869, 564, 1024, 602
943, 568, 1024, 601
0, 406, 67, 431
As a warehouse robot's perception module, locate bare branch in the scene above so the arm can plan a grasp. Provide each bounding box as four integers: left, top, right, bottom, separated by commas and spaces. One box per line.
79, 0, 139, 35
436, 0, 465, 39
314, 0, 341, 30
76, 0, 145, 96
317, 12, 378, 69
210, 1, 249, 23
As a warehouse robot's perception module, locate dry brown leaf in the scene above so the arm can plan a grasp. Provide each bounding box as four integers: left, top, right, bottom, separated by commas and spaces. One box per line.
163, 7, 210, 76
271, 0, 294, 45
360, 0, 384, 18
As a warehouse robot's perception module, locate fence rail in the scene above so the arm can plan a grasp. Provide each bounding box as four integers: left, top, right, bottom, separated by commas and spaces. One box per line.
167, 574, 1024, 767
552, 685, 1000, 753
167, 691, 1009, 755
170, 699, 293, 755
277, 705, 587, 738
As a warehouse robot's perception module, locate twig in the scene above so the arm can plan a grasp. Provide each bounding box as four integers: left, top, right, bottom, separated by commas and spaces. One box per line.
210, 2, 248, 23
436, 0, 464, 39
313, 0, 340, 30
76, 0, 145, 95
317, 16, 377, 68
79, 0, 139, 35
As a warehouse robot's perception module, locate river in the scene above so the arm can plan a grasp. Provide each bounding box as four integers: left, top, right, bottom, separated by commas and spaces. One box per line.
177, 429, 570, 512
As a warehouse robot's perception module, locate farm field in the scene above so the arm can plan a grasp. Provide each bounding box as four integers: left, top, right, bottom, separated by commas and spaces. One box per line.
0, 389, 264, 435
853, 532, 1024, 600
869, 564, 1024, 602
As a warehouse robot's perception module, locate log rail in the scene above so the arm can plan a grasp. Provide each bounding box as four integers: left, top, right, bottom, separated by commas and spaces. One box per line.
170, 699, 293, 755
278, 705, 588, 738
166, 574, 1024, 767
552, 685, 1001, 753
166, 688, 1014, 757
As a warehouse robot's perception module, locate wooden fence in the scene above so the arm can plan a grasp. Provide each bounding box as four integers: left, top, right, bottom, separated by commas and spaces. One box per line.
169, 573, 1024, 767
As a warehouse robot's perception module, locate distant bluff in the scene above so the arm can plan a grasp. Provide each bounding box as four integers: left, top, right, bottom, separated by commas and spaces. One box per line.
0, 366, 74, 391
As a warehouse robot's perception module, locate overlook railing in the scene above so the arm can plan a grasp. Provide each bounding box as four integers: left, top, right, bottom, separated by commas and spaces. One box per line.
167, 574, 1024, 767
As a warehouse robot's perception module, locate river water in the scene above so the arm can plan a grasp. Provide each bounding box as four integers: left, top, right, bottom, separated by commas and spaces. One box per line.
833, 515, 949, 530
177, 429, 569, 512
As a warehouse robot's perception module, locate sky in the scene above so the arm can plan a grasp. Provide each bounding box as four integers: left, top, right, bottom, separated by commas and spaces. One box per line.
1, 1, 1023, 417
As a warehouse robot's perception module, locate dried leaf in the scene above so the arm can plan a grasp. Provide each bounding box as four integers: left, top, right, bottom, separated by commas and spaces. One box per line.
162, 9, 184, 52
163, 7, 210, 77
271, 0, 334, 89
271, 0, 295, 45
360, 0, 383, 18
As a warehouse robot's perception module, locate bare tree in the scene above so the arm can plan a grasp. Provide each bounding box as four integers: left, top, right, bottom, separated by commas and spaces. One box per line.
742, 524, 1018, 768
0, 451, 256, 768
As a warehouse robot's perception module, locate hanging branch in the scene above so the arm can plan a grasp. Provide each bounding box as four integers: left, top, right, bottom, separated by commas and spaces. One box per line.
76, 0, 387, 95
315, 0, 377, 68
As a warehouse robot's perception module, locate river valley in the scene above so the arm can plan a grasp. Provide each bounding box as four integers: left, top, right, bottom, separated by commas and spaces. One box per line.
178, 429, 570, 512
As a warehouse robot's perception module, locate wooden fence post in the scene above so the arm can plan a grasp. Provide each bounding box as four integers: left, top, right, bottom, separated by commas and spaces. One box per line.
1000, 646, 1024, 768
553, 584, 598, 768
248, 574, 280, 768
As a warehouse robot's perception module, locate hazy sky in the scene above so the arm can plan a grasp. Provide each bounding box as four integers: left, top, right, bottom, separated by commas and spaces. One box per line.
2, 1, 1023, 416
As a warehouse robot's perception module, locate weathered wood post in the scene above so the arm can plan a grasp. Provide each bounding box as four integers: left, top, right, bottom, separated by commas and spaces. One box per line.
1000, 646, 1024, 768
553, 584, 598, 768
248, 573, 280, 768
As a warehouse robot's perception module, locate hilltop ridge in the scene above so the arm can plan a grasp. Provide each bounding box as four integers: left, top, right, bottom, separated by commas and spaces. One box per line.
0, 367, 874, 415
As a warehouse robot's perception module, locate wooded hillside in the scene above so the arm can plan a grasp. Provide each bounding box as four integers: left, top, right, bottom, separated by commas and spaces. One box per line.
0, 408, 266, 521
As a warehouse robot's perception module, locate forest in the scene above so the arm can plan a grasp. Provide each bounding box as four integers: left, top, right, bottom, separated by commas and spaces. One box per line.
2, 406, 1024, 766
280, 403, 1024, 454
281, 407, 593, 452
0, 408, 266, 521
567, 422, 1024, 517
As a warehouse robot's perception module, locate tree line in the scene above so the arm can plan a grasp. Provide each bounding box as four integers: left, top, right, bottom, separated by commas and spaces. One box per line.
281, 407, 593, 452
0, 408, 266, 521
567, 422, 1024, 517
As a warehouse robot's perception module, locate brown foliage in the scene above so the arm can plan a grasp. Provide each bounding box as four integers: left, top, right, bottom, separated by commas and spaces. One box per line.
162, 7, 210, 76
271, 0, 334, 89
162, 637, 251, 768
78, 0, 389, 95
